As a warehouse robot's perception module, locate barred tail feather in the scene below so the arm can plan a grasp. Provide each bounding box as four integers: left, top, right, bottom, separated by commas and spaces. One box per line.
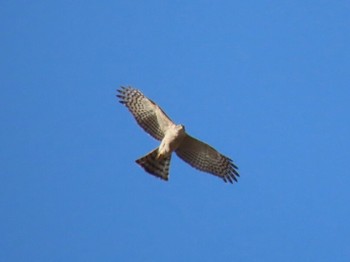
135, 148, 171, 181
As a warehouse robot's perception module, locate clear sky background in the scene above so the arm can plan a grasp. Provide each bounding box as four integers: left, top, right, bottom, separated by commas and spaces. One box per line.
1, 1, 350, 261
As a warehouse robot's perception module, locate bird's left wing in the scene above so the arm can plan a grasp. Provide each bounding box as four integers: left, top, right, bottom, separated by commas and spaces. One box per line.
176, 134, 239, 183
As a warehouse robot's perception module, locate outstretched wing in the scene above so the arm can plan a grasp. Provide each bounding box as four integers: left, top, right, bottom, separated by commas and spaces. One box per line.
117, 86, 175, 140
176, 134, 239, 183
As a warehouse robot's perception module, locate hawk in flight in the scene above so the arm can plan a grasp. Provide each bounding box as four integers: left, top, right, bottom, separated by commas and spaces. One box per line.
117, 86, 239, 184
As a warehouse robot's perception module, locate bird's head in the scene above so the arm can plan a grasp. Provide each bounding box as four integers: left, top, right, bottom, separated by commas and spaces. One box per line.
176, 124, 186, 133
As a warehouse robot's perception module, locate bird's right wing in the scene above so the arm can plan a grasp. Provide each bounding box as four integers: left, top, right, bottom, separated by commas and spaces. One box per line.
117, 86, 175, 141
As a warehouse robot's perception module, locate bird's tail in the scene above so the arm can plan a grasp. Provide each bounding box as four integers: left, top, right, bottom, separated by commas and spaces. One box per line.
136, 148, 171, 181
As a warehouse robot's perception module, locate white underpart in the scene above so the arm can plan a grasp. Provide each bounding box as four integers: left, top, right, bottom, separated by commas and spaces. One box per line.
158, 125, 186, 158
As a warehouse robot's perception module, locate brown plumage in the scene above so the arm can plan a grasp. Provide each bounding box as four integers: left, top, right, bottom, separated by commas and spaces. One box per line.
135, 148, 171, 181
117, 86, 239, 184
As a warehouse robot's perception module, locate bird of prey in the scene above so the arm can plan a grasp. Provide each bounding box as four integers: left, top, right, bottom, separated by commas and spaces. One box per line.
117, 86, 239, 184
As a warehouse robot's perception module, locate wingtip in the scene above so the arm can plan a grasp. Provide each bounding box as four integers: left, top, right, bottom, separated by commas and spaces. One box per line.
229, 160, 239, 170
231, 168, 239, 176
117, 86, 127, 93
223, 168, 239, 184
226, 175, 234, 183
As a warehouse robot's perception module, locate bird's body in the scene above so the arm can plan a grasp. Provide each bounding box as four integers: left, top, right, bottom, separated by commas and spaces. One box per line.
157, 124, 186, 159
117, 86, 239, 184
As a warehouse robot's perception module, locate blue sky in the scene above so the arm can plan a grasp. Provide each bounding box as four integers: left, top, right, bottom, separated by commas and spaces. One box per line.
1, 1, 350, 261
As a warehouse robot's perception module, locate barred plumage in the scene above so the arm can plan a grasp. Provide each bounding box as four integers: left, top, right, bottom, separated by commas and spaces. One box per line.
117, 87, 173, 141
136, 148, 171, 181
175, 135, 239, 183
117, 86, 240, 184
